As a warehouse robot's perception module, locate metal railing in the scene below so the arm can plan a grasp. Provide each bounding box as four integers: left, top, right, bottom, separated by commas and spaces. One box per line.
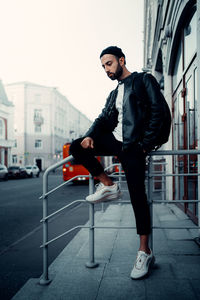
39, 150, 200, 285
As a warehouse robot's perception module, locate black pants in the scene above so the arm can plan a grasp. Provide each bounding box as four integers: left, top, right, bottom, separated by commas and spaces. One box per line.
70, 133, 151, 235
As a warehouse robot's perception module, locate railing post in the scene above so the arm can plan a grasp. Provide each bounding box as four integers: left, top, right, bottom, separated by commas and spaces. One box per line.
147, 155, 153, 251
163, 162, 166, 202
118, 164, 122, 206
85, 174, 99, 268
118, 163, 122, 186
39, 172, 52, 285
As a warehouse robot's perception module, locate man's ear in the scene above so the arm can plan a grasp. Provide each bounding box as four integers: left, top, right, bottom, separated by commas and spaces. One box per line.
119, 57, 125, 66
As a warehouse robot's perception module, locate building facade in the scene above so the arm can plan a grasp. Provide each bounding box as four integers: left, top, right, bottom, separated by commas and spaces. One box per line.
143, 0, 199, 223
5, 82, 91, 170
0, 80, 14, 166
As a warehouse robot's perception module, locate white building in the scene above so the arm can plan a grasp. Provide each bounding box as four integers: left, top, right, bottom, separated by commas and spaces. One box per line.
143, 0, 199, 224
0, 80, 14, 166
5, 82, 91, 170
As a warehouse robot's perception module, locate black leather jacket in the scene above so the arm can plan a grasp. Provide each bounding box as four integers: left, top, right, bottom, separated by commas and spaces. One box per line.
86, 72, 166, 152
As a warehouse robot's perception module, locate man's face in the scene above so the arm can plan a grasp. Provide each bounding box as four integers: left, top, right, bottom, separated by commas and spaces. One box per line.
101, 54, 123, 80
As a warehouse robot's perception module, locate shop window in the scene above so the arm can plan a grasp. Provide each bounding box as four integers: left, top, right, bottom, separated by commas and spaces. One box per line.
185, 74, 196, 149
173, 92, 184, 150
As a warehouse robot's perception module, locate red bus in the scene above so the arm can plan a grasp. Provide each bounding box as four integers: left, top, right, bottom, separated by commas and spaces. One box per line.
62, 143, 114, 182
63, 143, 89, 182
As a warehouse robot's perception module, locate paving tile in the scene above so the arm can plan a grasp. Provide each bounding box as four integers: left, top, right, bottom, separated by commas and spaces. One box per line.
103, 261, 134, 278
167, 240, 200, 255
165, 228, 192, 240
97, 277, 146, 300
189, 279, 200, 299
145, 279, 196, 300
170, 256, 200, 279
42, 261, 105, 300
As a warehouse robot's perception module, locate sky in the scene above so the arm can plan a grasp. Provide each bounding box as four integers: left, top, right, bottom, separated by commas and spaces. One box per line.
0, 0, 144, 121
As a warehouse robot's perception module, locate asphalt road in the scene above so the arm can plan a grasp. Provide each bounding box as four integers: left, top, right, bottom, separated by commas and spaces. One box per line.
0, 172, 94, 300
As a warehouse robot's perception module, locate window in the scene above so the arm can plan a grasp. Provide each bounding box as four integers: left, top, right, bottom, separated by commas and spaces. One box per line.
0, 118, 5, 139
34, 109, 42, 118
35, 139, 42, 148
12, 155, 17, 164
35, 124, 42, 133
34, 109, 44, 125
14, 139, 17, 147
184, 11, 197, 69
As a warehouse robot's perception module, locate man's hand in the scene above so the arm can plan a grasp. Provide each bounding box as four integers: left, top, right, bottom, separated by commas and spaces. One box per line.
81, 137, 94, 149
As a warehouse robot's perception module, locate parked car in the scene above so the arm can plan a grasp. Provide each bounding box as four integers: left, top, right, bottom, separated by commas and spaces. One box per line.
8, 166, 28, 179
25, 165, 40, 177
0, 164, 8, 181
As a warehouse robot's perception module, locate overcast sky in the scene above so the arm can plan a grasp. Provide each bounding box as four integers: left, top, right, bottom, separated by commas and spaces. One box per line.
0, 0, 144, 121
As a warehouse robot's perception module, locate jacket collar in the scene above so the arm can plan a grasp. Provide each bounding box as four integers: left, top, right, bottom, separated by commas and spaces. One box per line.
118, 72, 137, 85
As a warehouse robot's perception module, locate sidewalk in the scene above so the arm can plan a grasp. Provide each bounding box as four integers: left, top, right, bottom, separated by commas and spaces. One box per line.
12, 201, 200, 300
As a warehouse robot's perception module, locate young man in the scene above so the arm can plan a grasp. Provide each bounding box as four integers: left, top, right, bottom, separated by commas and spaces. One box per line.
70, 46, 167, 279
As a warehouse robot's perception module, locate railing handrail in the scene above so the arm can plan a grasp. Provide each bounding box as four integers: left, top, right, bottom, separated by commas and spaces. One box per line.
104, 163, 120, 172
39, 149, 200, 285
149, 149, 200, 156
41, 148, 200, 200
43, 154, 73, 176
40, 199, 86, 222
42, 149, 200, 181
39, 174, 89, 199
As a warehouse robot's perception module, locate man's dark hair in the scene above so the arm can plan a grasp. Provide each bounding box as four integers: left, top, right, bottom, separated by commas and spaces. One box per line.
100, 46, 126, 64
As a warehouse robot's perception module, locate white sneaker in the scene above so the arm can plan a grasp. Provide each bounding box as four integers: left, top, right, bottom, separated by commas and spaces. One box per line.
130, 250, 155, 279
86, 182, 121, 203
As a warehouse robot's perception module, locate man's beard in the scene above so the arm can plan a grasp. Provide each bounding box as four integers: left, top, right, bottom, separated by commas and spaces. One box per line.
107, 65, 123, 80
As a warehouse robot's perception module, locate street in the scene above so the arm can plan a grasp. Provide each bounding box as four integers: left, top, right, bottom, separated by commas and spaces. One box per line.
0, 172, 92, 300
